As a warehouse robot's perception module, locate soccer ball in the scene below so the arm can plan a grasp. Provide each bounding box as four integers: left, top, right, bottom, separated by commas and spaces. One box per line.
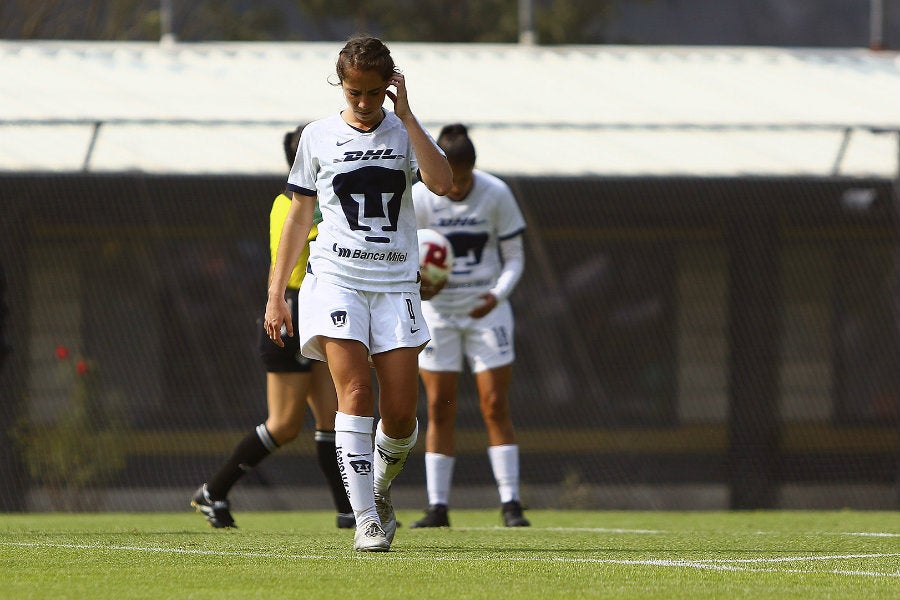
417, 228, 454, 285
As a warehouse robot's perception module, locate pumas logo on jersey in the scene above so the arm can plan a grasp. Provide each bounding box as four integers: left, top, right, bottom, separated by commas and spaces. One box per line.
331, 310, 348, 327
331, 243, 408, 263
337, 148, 405, 162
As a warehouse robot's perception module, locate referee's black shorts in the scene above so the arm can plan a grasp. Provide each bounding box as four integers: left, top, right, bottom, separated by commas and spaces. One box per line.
258, 287, 313, 373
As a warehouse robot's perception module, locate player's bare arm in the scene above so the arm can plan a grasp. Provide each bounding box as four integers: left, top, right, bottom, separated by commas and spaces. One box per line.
265, 193, 315, 346
471, 234, 524, 318
386, 74, 452, 196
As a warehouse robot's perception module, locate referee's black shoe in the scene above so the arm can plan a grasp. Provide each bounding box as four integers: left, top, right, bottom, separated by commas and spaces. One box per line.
191, 484, 237, 529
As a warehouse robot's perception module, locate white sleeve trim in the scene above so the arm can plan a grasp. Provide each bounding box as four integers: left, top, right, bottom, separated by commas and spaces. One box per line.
490, 234, 525, 302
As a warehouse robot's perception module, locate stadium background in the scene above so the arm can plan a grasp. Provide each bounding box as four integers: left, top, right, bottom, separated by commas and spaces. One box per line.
1, 38, 899, 513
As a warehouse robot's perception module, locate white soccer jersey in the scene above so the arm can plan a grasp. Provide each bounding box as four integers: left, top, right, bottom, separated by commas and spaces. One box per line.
287, 111, 424, 292
413, 170, 526, 314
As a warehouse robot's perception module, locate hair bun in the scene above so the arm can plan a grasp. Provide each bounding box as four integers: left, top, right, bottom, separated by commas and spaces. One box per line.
439, 123, 468, 137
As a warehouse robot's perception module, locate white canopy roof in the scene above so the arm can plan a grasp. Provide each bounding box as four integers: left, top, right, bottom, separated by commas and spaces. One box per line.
1, 41, 898, 177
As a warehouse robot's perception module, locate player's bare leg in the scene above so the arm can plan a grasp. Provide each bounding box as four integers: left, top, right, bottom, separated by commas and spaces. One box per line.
420, 370, 459, 456
476, 365, 514, 446
476, 364, 529, 526
411, 369, 459, 528
325, 337, 388, 550
370, 345, 422, 543
264, 371, 310, 444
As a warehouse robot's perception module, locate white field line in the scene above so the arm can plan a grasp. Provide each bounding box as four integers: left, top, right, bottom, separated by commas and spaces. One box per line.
691, 553, 900, 564
825, 532, 900, 537
751, 531, 900, 538
458, 526, 900, 538
3, 541, 899, 578
471, 526, 668, 534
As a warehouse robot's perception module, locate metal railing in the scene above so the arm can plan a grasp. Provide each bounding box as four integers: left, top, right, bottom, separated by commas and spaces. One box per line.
2, 118, 898, 177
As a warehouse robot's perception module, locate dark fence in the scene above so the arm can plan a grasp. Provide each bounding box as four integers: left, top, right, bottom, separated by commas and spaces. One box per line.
1, 173, 898, 512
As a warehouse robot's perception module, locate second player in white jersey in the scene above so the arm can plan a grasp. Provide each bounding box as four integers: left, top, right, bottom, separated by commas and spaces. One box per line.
288, 111, 425, 293
413, 169, 526, 314
409, 123, 530, 530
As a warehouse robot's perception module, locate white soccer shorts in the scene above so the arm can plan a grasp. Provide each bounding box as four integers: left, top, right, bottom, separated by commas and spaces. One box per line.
418, 299, 515, 373
297, 274, 431, 362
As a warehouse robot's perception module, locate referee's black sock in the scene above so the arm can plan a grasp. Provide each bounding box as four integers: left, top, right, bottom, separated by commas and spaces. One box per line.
206, 424, 278, 499
315, 429, 352, 514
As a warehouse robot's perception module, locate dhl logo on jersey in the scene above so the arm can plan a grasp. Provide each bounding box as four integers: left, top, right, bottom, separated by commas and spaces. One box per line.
339, 148, 405, 162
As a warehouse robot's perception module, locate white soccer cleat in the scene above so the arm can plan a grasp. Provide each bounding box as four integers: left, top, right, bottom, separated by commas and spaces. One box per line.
374, 488, 397, 544
354, 520, 390, 552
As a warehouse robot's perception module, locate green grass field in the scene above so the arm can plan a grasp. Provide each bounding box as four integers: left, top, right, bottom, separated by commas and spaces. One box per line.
2, 509, 898, 599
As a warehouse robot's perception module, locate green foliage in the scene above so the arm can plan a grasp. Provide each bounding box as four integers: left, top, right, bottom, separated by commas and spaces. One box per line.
293, 0, 618, 44
536, 0, 616, 44
326, 0, 523, 43
557, 467, 595, 508
1, 0, 643, 43
14, 354, 125, 511
1, 510, 898, 599
178, 3, 286, 42
2, 0, 162, 41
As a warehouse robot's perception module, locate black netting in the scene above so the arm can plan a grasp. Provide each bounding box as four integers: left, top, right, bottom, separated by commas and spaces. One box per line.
1, 173, 897, 512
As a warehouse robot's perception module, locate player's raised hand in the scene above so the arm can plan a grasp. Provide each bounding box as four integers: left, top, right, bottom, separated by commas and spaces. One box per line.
385, 73, 411, 120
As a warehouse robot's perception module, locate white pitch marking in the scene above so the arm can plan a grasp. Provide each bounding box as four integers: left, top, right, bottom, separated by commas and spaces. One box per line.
455, 526, 900, 538
829, 532, 900, 538
3, 541, 899, 577
454, 526, 667, 534
2, 541, 328, 561
752, 530, 900, 538
692, 553, 900, 564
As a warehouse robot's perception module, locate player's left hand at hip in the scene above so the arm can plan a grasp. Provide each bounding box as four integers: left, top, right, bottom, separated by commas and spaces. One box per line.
468, 293, 497, 319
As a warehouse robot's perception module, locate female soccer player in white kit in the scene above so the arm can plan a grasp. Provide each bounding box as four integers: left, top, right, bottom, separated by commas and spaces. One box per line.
411, 123, 530, 528
264, 35, 451, 552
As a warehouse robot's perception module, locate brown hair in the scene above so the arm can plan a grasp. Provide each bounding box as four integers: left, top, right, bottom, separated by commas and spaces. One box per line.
437, 123, 477, 169
336, 35, 399, 83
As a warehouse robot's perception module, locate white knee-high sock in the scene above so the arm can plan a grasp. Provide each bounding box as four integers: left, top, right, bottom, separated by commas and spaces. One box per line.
374, 419, 418, 495
424, 452, 455, 506
334, 412, 377, 525
488, 444, 520, 503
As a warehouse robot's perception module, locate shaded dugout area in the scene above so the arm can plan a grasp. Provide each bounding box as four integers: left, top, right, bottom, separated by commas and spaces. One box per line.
1, 172, 897, 512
